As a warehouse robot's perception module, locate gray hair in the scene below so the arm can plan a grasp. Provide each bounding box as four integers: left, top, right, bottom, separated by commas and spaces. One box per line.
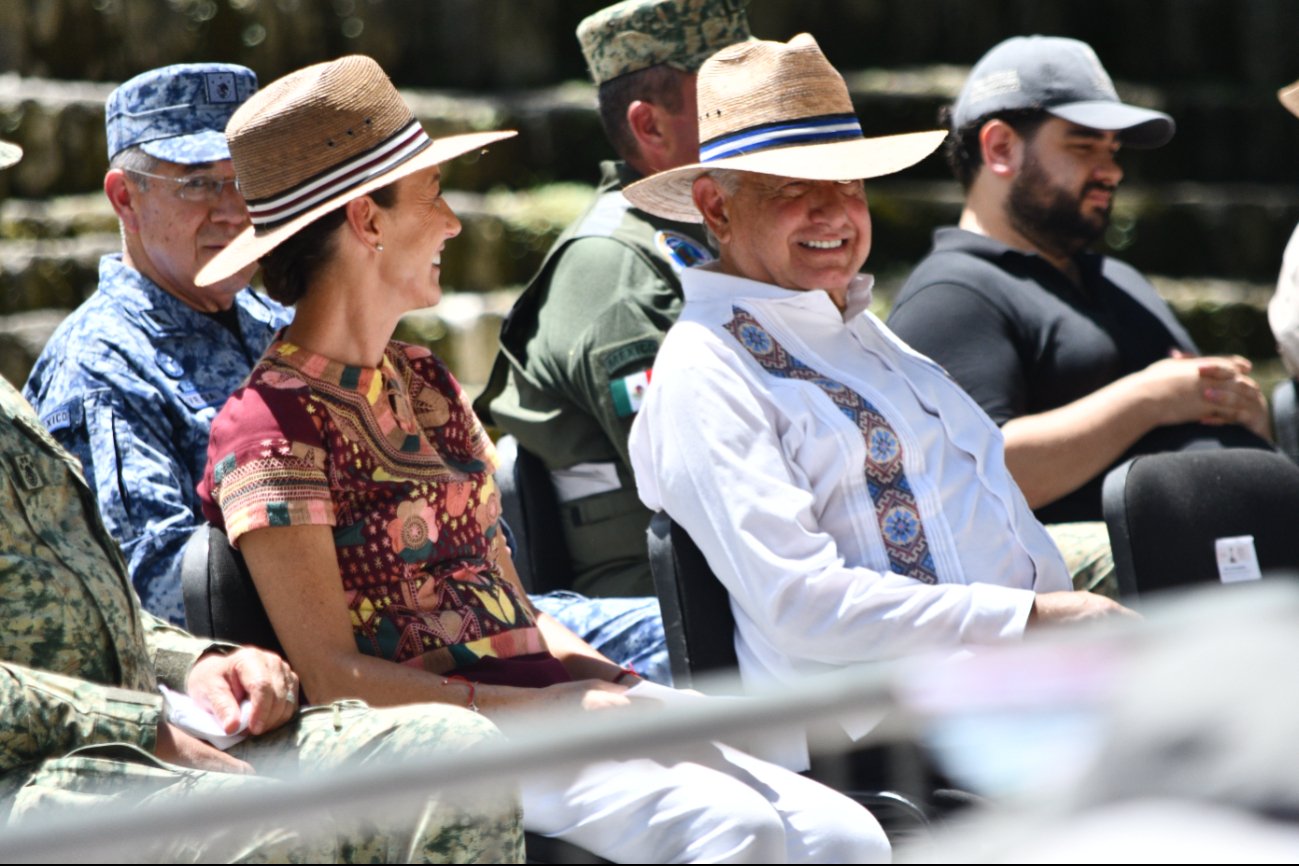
698, 168, 746, 247
108, 145, 161, 189
704, 168, 744, 198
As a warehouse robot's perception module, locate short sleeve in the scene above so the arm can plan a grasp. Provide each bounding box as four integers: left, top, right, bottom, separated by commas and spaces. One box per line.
200, 378, 335, 545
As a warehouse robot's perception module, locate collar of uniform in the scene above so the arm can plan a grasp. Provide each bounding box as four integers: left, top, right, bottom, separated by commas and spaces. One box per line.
98, 252, 273, 335
930, 226, 1106, 288
602, 160, 645, 192
682, 261, 875, 322
263, 337, 403, 405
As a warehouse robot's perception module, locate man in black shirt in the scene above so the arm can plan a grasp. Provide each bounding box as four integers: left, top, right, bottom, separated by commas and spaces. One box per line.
888, 36, 1270, 592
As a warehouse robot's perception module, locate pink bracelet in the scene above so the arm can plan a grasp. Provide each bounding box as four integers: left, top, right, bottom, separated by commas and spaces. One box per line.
612, 667, 638, 685
442, 675, 479, 713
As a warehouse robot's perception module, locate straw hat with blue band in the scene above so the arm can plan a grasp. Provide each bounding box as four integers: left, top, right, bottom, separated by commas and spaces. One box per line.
623, 33, 947, 222
196, 55, 515, 288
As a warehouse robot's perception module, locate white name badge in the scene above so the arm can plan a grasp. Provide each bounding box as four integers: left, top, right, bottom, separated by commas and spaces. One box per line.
1215, 535, 1263, 584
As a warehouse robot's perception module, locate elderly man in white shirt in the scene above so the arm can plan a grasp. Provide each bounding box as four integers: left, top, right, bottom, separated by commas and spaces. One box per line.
625, 34, 1133, 696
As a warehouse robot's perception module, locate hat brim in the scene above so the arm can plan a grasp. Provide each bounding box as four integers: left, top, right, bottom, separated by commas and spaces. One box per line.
623, 129, 947, 223
139, 130, 233, 166
1047, 101, 1175, 149
196, 129, 516, 288
0, 140, 21, 170
1279, 80, 1299, 120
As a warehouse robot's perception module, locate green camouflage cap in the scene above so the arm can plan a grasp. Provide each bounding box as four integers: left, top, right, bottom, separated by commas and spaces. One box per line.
578, 0, 751, 86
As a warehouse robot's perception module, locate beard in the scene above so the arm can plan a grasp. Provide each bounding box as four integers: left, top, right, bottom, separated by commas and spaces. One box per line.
1006, 151, 1113, 260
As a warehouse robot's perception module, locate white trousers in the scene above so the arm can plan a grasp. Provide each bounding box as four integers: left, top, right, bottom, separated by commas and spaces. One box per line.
521, 741, 890, 864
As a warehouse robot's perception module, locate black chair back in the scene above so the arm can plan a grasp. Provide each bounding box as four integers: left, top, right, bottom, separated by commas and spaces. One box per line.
494, 435, 573, 594
180, 523, 284, 656
1102, 449, 1299, 599
646, 511, 742, 692
1272, 379, 1299, 466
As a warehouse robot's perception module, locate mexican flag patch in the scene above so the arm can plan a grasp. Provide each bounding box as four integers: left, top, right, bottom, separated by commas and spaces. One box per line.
611, 368, 652, 418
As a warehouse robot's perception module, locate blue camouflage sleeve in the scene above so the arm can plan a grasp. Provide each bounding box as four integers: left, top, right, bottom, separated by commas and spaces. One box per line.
31, 372, 197, 626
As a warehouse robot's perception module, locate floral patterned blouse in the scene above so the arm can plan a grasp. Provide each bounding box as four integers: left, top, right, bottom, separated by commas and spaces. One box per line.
200, 338, 553, 677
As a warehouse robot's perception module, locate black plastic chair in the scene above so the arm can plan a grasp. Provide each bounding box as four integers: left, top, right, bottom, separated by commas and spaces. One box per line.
181, 523, 284, 655
646, 511, 934, 841
1272, 379, 1299, 466
494, 435, 573, 595
646, 512, 743, 693
1102, 448, 1299, 599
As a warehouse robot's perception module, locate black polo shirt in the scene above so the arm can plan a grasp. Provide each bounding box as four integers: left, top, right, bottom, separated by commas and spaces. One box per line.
888, 227, 1265, 524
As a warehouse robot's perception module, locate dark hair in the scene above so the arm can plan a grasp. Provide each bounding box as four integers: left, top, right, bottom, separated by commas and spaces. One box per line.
259, 182, 399, 304
941, 106, 1050, 190
597, 64, 689, 163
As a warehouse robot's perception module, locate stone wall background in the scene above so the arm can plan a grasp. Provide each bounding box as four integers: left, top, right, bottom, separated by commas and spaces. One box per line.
1, 0, 1297, 394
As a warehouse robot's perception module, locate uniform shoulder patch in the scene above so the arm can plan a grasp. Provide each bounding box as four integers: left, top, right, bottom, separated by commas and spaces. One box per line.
600, 338, 659, 376
610, 368, 652, 419
654, 231, 715, 272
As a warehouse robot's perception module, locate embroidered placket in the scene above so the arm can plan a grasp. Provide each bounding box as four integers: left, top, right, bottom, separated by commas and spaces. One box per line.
724, 307, 939, 584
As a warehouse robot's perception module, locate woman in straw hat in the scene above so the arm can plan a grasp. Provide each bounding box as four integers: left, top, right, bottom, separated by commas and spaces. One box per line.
626, 34, 1125, 715
196, 55, 888, 863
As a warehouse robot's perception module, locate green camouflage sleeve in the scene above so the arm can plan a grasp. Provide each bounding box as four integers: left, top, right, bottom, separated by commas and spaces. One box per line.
0, 662, 161, 774
141, 610, 239, 691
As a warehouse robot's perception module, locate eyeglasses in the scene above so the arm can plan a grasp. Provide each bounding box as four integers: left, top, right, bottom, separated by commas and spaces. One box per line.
127, 168, 241, 204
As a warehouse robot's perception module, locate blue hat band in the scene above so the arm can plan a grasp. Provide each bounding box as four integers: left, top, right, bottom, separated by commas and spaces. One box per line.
700, 113, 863, 162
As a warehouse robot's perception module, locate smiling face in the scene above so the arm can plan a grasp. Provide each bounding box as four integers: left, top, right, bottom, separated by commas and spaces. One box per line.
705, 172, 872, 305
1005, 118, 1124, 258
374, 165, 462, 313
117, 158, 256, 312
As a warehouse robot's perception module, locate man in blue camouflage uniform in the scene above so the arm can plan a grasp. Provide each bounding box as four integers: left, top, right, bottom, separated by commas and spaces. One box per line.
477, 0, 752, 686
24, 63, 294, 625
0, 139, 522, 862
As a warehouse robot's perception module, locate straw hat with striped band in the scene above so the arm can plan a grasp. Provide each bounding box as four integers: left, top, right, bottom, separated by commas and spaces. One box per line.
0, 140, 21, 170
196, 55, 515, 288
623, 33, 945, 222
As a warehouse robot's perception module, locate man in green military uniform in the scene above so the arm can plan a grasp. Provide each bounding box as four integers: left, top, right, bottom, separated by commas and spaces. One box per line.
0, 134, 522, 863
478, 0, 751, 598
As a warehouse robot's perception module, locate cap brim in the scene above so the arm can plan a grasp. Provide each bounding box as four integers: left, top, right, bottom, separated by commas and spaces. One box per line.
0, 140, 21, 170
139, 129, 233, 165
196, 129, 516, 288
1279, 80, 1299, 119
623, 129, 947, 223
1047, 101, 1175, 149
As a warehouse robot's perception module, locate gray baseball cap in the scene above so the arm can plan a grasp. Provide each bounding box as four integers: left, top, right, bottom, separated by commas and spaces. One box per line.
106, 63, 257, 164
951, 36, 1174, 148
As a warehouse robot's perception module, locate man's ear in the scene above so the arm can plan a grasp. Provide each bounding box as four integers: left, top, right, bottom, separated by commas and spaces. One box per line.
979, 119, 1024, 179
627, 99, 669, 171
104, 169, 141, 233
693, 175, 730, 244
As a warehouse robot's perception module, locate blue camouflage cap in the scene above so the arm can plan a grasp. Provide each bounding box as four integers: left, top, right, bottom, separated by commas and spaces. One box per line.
106, 63, 258, 164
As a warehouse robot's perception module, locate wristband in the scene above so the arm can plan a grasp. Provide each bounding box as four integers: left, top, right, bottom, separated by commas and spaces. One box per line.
442, 675, 479, 713
612, 667, 638, 685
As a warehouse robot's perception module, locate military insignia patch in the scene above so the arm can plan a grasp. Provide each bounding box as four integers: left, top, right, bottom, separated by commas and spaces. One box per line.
10, 453, 43, 490
610, 368, 652, 418
654, 231, 714, 272
204, 72, 238, 103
